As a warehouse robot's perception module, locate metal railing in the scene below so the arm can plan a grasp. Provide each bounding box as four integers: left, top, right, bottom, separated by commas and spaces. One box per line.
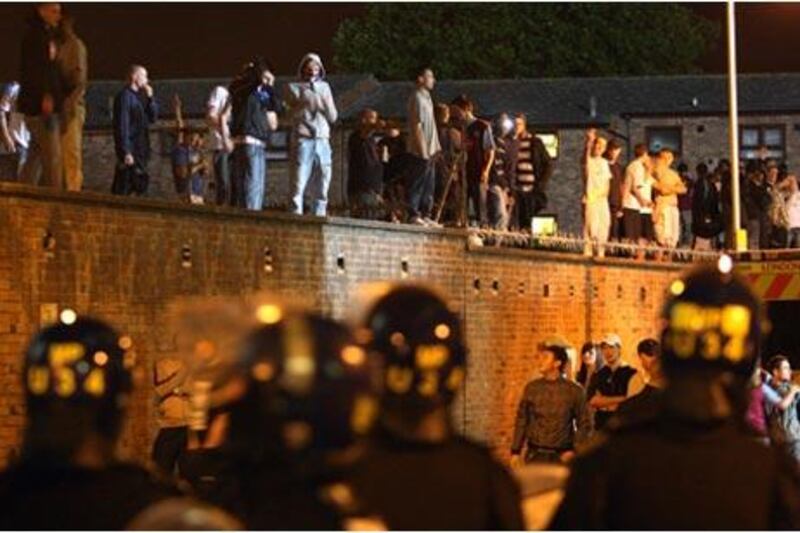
466, 228, 723, 263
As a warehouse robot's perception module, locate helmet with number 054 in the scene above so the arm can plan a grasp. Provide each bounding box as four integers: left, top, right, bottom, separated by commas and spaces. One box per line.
361, 284, 467, 415
661, 265, 763, 379
22, 315, 134, 453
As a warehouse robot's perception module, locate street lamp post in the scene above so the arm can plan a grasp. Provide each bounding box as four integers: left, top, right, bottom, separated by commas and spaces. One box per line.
727, 0, 744, 251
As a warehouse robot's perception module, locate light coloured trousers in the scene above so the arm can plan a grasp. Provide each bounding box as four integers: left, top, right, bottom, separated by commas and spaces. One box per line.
655, 204, 680, 248
584, 200, 610, 244
61, 105, 85, 191
290, 137, 332, 216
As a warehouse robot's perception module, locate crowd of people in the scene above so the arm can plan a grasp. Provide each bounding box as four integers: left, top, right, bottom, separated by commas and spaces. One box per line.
0, 263, 799, 529
6, 3, 800, 254
582, 130, 800, 254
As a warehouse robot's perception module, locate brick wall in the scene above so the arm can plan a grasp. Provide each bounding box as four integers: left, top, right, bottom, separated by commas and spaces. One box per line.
0, 182, 683, 465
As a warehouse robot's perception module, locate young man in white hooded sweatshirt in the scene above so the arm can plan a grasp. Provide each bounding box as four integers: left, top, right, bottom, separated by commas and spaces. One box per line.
285, 53, 338, 217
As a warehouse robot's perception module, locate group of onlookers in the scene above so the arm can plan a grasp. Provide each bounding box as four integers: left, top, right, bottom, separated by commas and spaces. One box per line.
346, 67, 554, 229
581, 130, 800, 254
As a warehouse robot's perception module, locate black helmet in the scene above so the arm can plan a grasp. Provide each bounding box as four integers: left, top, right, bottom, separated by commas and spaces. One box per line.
22, 314, 133, 456
363, 285, 466, 414
227, 308, 378, 463
661, 264, 762, 379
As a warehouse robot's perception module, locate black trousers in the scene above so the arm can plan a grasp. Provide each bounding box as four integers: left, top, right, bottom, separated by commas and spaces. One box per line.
152, 426, 188, 476
516, 189, 536, 231
213, 150, 231, 206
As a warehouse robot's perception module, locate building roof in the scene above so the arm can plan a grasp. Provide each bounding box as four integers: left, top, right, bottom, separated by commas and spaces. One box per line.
8, 72, 800, 129
358, 73, 800, 126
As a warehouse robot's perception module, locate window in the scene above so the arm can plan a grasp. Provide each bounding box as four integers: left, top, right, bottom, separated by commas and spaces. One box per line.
740, 125, 785, 161
645, 126, 682, 156
535, 132, 559, 159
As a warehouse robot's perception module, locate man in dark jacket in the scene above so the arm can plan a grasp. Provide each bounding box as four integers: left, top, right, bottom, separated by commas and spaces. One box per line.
112, 64, 157, 196
18, 3, 65, 188
691, 162, 723, 249
229, 59, 279, 210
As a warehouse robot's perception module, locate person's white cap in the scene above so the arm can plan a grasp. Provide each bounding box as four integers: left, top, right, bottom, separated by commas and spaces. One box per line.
599, 333, 622, 347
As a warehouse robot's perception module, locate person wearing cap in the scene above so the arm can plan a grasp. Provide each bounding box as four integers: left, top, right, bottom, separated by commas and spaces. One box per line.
551, 266, 800, 529
510, 344, 591, 466
0, 81, 30, 180
0, 315, 179, 529
351, 284, 524, 529
586, 333, 640, 431
285, 52, 338, 217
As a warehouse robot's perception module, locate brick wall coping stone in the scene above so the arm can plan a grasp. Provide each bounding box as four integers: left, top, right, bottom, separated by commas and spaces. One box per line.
0, 182, 697, 271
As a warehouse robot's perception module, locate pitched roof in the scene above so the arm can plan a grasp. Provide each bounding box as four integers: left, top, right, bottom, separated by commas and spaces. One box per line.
10, 72, 800, 129
358, 73, 800, 126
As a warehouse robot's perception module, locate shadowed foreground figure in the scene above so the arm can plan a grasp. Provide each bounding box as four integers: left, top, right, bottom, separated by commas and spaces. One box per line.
223, 308, 384, 529
550, 265, 800, 530
0, 316, 178, 530
350, 284, 524, 529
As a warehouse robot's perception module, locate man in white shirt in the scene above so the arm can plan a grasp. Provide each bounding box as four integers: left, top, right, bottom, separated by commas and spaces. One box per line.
206, 85, 232, 206
0, 82, 30, 181
583, 129, 611, 256
622, 144, 652, 246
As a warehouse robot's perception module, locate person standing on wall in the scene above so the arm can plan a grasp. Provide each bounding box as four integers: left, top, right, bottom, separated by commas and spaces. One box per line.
56, 13, 87, 192
582, 129, 612, 257
229, 59, 278, 210
206, 84, 232, 206
18, 3, 65, 189
111, 65, 157, 196
0, 82, 30, 180
285, 53, 337, 217
404, 66, 441, 226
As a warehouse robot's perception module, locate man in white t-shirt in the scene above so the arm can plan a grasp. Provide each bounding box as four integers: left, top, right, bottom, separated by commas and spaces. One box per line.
206, 85, 232, 206
0, 82, 30, 181
582, 129, 611, 256
622, 143, 652, 246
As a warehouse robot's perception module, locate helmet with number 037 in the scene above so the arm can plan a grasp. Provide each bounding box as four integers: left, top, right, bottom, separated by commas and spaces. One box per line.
361, 284, 467, 414
226, 307, 380, 463
23, 314, 134, 438
661, 264, 764, 379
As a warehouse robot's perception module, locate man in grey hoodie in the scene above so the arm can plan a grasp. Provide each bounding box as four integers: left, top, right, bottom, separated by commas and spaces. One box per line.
285, 53, 338, 217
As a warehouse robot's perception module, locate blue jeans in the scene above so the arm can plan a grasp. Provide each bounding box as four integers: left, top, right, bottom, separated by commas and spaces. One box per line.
233, 144, 266, 210
405, 155, 435, 219
290, 137, 332, 216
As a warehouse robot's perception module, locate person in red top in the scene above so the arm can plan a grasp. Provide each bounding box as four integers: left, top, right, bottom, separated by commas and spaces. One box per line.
451, 95, 495, 228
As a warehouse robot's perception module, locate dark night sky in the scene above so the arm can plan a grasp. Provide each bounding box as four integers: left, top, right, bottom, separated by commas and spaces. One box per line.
1, 3, 800, 81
